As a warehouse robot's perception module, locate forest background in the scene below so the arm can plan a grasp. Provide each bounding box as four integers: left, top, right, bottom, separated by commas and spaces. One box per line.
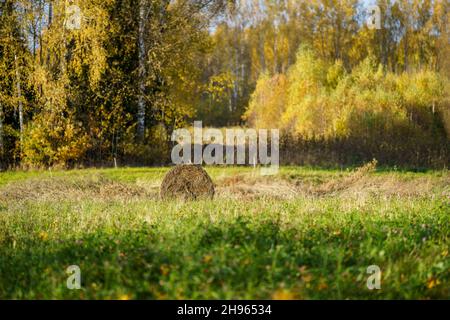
0, 0, 449, 169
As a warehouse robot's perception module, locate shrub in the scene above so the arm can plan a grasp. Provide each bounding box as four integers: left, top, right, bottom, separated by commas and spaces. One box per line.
245, 47, 449, 167
22, 110, 90, 168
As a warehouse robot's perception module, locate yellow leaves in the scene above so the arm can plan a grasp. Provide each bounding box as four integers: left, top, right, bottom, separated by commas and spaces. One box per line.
272, 289, 296, 300
245, 72, 287, 130
298, 266, 313, 285
332, 230, 341, 236
298, 265, 308, 274
246, 45, 448, 144
426, 278, 441, 290
118, 293, 132, 300
301, 273, 313, 284
160, 264, 170, 276
326, 60, 346, 89
202, 255, 213, 264
206, 73, 234, 102
30, 65, 49, 90
38, 231, 49, 241
317, 280, 328, 291
88, 44, 107, 88
22, 109, 90, 168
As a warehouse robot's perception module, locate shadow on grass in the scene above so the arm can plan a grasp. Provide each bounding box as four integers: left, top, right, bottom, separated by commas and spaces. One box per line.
0, 214, 447, 299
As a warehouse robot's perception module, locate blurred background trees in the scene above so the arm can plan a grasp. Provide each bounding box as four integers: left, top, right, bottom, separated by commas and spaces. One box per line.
0, 0, 448, 169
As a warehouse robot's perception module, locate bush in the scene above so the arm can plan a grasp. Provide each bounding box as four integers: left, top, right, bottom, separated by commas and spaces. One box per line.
22, 110, 90, 168
246, 47, 449, 167
243, 72, 287, 129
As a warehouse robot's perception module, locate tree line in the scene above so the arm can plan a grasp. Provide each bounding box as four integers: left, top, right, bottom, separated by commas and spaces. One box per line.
0, 0, 448, 169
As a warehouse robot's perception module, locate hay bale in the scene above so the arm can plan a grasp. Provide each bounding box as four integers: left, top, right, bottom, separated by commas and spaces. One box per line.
160, 165, 215, 200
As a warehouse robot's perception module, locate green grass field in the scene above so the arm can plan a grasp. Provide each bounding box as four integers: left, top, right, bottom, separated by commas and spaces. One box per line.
0, 166, 448, 299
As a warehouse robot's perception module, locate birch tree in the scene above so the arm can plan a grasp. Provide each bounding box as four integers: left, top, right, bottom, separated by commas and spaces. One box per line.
14, 54, 24, 149
0, 102, 4, 158
137, 0, 148, 140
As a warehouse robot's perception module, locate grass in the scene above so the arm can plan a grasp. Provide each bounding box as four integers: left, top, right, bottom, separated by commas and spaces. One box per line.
0, 166, 448, 299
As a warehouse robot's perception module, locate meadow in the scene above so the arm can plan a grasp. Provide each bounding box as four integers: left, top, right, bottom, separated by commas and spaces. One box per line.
0, 165, 448, 299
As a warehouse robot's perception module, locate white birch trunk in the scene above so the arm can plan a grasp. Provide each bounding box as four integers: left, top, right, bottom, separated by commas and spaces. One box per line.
137, 0, 147, 140
14, 54, 24, 149
0, 102, 4, 155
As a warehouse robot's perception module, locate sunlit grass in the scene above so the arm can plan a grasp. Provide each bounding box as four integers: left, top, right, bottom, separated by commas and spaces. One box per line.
0, 167, 448, 299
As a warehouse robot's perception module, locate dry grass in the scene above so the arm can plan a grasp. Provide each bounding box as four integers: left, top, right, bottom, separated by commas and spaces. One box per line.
216, 174, 298, 200
160, 165, 215, 200
312, 159, 378, 195
215, 161, 449, 201
0, 163, 447, 204
0, 174, 157, 204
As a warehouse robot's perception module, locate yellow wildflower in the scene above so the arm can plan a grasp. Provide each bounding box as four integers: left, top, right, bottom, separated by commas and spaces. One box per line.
272, 289, 296, 300
118, 294, 131, 300
427, 278, 441, 289
38, 231, 48, 241
203, 255, 213, 264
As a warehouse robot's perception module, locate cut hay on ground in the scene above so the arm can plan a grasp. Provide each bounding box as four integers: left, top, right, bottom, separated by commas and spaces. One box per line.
160, 165, 215, 200
0, 175, 156, 203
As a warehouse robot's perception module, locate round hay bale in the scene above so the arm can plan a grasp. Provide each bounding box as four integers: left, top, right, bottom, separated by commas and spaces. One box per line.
160, 165, 215, 200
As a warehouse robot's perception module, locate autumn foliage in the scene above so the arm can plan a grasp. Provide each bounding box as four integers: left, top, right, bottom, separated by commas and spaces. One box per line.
245, 47, 449, 167
0, 0, 449, 168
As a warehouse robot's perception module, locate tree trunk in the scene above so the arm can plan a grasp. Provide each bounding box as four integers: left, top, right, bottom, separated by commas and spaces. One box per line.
404, 34, 408, 72
45, 1, 53, 67
259, 33, 266, 71
48, 1, 53, 25
14, 54, 24, 150
0, 102, 4, 156
273, 30, 278, 74
137, 0, 147, 140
